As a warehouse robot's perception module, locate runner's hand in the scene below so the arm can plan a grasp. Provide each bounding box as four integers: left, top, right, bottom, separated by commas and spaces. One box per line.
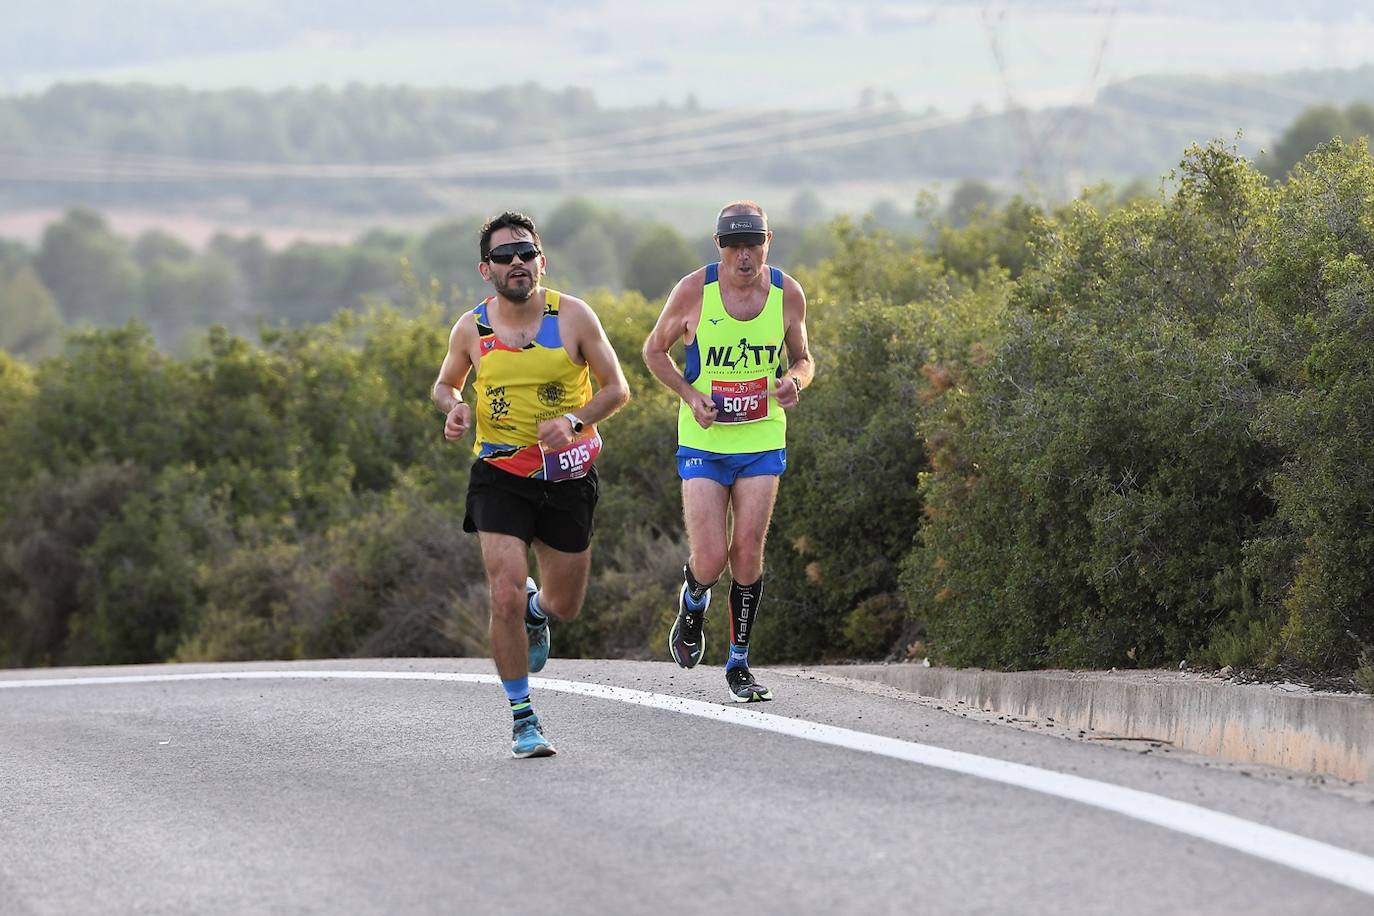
444, 403, 472, 441
688, 392, 718, 429
537, 416, 576, 449
773, 376, 800, 410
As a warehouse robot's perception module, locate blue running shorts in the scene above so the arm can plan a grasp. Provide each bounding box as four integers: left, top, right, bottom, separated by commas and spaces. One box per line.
676, 447, 787, 485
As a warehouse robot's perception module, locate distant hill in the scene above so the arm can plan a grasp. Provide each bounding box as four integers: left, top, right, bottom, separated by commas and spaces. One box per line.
1098, 65, 1374, 129
2, 65, 1371, 220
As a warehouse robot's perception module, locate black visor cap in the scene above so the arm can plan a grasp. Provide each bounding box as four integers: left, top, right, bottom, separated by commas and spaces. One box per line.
715, 213, 768, 246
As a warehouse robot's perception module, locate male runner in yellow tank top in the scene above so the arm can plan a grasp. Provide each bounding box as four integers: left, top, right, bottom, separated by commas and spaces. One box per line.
432, 211, 630, 757
642, 201, 814, 702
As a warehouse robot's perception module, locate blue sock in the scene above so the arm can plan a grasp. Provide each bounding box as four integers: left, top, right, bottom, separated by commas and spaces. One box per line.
682, 583, 708, 612
502, 677, 534, 721
526, 590, 547, 626
682, 564, 713, 612
726, 645, 750, 671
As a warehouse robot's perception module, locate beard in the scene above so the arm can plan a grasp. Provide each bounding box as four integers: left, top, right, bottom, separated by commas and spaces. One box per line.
494, 271, 535, 302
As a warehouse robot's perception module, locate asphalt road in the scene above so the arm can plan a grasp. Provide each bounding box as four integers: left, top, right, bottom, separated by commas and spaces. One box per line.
2, 658, 1371, 916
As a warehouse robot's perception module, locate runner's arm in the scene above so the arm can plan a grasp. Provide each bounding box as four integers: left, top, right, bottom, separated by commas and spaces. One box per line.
432, 313, 477, 440
536, 298, 630, 449
773, 275, 814, 409
643, 271, 718, 428
642, 272, 706, 401
567, 298, 630, 428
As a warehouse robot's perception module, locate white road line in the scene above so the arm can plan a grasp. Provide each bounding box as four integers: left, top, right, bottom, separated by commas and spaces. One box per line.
5, 668, 1373, 898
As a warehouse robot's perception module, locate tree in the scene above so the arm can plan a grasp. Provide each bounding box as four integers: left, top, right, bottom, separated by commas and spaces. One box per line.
0, 266, 65, 359
908, 144, 1274, 669
622, 225, 696, 301
788, 188, 826, 227
543, 197, 605, 247
33, 209, 141, 325
262, 241, 353, 325
944, 179, 1001, 228
208, 232, 270, 300
1348, 101, 1374, 136
936, 195, 1046, 280
0, 348, 35, 451
13, 324, 192, 474
0, 238, 28, 273
1262, 103, 1373, 179
1248, 139, 1374, 669
132, 230, 194, 269
551, 223, 621, 293
415, 219, 482, 302
0, 461, 148, 665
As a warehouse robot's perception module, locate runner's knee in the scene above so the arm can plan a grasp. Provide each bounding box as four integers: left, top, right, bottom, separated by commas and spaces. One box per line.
690, 553, 727, 584
536, 586, 585, 622
488, 579, 528, 622
727, 542, 764, 581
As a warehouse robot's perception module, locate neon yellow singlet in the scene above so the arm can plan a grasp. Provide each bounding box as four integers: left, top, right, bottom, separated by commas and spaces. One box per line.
677, 264, 787, 454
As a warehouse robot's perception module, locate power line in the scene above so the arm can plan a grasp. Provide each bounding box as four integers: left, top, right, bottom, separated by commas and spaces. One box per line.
0, 104, 961, 183
0, 46, 1318, 188
0, 92, 1289, 187
980, 2, 1049, 187
1042, 4, 1119, 184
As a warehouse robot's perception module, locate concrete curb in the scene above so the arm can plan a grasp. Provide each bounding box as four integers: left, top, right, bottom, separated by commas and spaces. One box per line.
808, 664, 1374, 783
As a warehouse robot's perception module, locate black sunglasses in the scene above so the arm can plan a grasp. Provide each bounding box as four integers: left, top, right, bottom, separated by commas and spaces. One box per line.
486, 242, 541, 265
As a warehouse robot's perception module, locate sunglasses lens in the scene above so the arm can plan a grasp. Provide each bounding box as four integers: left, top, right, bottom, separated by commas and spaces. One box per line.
488, 243, 539, 265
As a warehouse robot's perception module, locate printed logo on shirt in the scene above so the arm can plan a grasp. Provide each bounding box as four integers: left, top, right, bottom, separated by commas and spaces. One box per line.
486, 386, 511, 421
537, 380, 565, 407
704, 337, 779, 370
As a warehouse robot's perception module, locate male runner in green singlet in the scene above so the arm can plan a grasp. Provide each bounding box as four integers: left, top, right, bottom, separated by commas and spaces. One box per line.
433, 211, 630, 757
641, 200, 814, 702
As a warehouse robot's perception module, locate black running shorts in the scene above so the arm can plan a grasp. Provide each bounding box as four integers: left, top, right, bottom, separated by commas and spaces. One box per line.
462, 458, 599, 553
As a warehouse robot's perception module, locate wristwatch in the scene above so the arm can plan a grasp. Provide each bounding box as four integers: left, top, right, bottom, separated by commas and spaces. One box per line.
563, 413, 585, 434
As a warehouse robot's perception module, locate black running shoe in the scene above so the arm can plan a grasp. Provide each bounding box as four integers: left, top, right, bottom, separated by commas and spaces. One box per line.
669, 582, 708, 668
725, 666, 773, 703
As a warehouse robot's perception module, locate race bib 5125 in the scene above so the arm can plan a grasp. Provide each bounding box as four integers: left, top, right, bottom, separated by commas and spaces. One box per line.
540, 431, 603, 481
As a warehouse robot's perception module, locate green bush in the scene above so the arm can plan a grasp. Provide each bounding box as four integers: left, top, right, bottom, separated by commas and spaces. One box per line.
66, 464, 234, 664
0, 462, 147, 666
907, 144, 1275, 669
1248, 139, 1374, 669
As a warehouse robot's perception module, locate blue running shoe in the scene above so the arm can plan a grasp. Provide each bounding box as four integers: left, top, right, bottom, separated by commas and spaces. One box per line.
525, 576, 549, 673
669, 582, 709, 669
511, 714, 556, 758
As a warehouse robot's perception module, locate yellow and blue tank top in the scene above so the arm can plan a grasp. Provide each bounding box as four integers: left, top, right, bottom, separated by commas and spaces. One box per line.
678, 264, 787, 454
471, 290, 601, 480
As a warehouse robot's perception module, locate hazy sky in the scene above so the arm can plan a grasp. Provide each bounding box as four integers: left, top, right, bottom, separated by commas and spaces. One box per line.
10, 0, 1374, 112
6, 1, 1373, 113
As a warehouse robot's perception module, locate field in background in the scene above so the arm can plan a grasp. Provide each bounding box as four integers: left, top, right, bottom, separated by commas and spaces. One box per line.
0, 178, 955, 249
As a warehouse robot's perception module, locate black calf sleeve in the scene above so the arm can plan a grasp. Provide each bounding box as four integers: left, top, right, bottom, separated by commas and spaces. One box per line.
728, 578, 764, 647
684, 563, 717, 603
